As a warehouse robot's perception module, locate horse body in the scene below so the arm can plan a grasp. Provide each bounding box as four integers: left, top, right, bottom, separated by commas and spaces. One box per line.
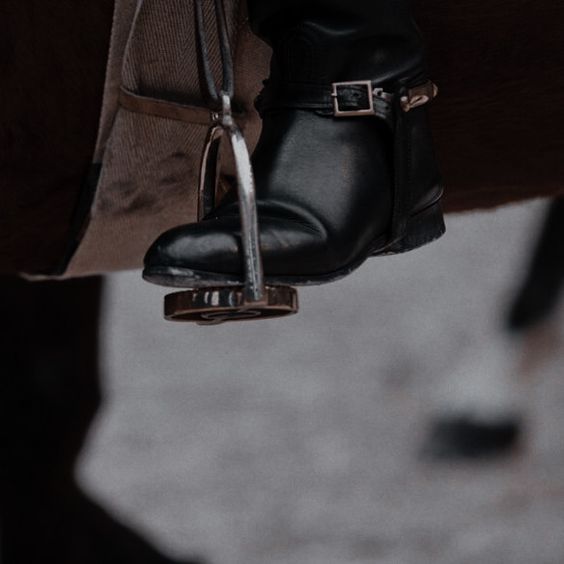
0, 1, 113, 274
1, 0, 563, 277
2, 0, 564, 277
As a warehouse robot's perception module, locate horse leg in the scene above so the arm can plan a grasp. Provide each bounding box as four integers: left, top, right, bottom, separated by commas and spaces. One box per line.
422, 199, 564, 461
507, 196, 564, 331
0, 276, 202, 564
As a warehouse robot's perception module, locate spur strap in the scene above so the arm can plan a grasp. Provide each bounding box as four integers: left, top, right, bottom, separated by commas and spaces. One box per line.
256, 79, 438, 128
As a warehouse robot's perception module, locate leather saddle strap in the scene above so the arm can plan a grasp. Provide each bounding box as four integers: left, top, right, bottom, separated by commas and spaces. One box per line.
118, 88, 213, 125
119, 0, 238, 124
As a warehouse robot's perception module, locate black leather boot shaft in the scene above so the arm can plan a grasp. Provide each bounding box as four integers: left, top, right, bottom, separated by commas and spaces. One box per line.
248, 0, 441, 230
248, 0, 428, 89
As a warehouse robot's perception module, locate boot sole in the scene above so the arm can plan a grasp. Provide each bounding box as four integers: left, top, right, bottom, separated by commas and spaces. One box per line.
143, 198, 445, 288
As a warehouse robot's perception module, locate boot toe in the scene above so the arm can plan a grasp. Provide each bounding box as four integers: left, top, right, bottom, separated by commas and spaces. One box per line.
144, 218, 243, 278
143, 214, 335, 285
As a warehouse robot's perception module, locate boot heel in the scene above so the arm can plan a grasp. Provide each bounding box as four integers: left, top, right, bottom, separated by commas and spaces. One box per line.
385, 199, 445, 255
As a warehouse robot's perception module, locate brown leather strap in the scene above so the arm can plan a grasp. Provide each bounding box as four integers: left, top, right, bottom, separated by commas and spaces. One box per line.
119, 88, 212, 125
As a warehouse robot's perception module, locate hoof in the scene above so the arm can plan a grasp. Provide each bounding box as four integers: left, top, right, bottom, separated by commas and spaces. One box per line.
421, 415, 523, 461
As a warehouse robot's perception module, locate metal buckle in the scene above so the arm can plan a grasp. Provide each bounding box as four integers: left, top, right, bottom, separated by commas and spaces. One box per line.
400, 81, 439, 112
332, 80, 375, 117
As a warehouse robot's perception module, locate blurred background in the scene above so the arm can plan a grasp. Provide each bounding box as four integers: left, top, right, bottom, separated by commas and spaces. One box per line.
73, 198, 564, 564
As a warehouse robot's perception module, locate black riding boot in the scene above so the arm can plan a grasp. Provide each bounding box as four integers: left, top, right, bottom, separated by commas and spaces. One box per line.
144, 0, 444, 287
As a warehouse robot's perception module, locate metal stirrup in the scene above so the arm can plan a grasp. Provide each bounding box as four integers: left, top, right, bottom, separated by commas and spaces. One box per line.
194, 0, 265, 306
159, 0, 298, 325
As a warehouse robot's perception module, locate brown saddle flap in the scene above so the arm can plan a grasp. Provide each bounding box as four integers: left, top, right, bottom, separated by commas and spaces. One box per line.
65, 0, 266, 276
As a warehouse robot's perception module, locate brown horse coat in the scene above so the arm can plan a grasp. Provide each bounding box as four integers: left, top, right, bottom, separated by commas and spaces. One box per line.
0, 1, 114, 274
1, 0, 563, 277
418, 1, 564, 211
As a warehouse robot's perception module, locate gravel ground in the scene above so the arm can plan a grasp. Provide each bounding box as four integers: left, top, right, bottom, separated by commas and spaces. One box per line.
78, 200, 564, 564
